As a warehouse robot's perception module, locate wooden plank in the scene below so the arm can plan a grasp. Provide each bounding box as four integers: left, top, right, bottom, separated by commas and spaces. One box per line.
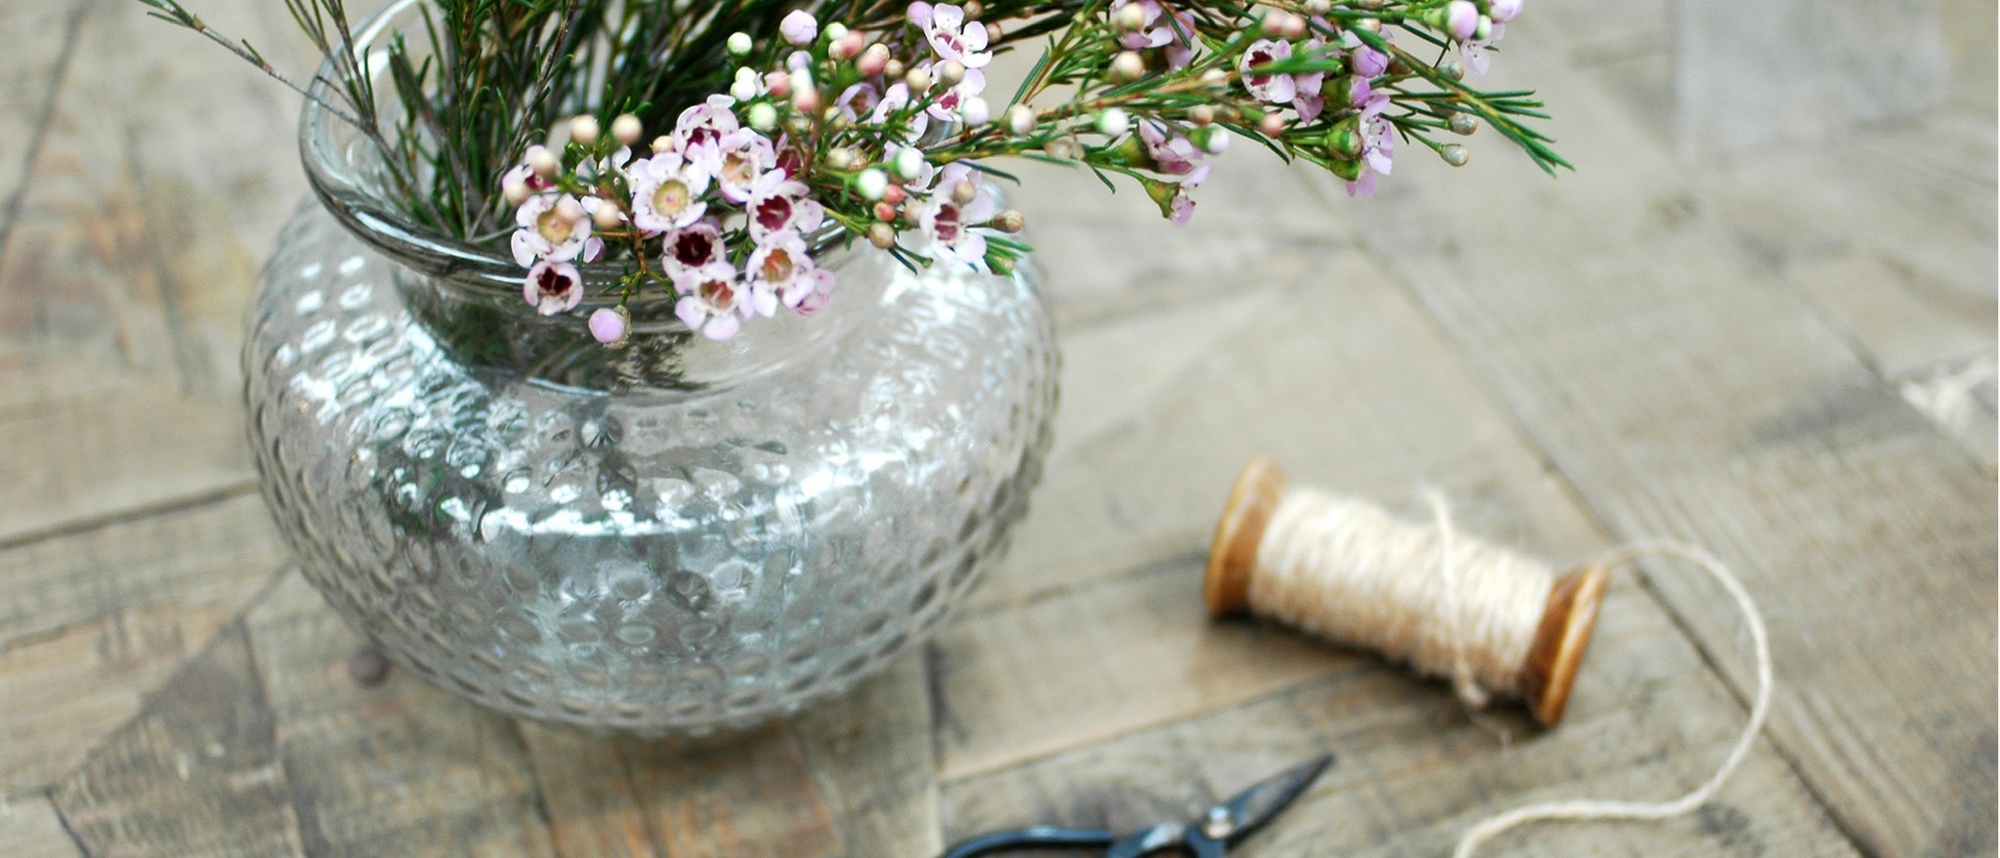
0, 798, 84, 858
792, 654, 943, 858
1319, 18, 1997, 855
51, 622, 303, 858
245, 572, 557, 858
943, 583, 1860, 858
971, 245, 1604, 614
0, 0, 319, 540
937, 232, 1618, 783
0, 0, 84, 224
615, 730, 845, 858
0, 495, 283, 798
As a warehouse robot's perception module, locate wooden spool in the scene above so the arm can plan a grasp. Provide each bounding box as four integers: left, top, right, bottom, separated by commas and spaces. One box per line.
1204, 456, 1610, 726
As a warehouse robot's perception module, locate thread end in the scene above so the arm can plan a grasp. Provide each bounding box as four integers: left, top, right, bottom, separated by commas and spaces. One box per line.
1520, 562, 1610, 726
1206, 456, 1288, 615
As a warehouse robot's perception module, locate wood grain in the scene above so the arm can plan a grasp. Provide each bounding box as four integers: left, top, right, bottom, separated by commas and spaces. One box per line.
793, 655, 943, 858
943, 585, 1863, 858
1323, 14, 1998, 854
51, 622, 303, 858
245, 572, 557, 858
0, 494, 283, 797
0, 798, 84, 858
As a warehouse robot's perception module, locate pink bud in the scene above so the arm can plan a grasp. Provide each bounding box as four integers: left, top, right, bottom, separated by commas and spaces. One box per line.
857, 43, 891, 76
1279, 13, 1307, 39
765, 71, 792, 98
588, 307, 630, 347
1446, 0, 1479, 40
883, 184, 907, 205
1258, 112, 1287, 137
792, 85, 822, 115
554, 197, 585, 224
780, 9, 818, 45
832, 30, 866, 59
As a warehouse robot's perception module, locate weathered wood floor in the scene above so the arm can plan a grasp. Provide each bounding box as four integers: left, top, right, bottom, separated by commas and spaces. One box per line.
0, 1, 1992, 856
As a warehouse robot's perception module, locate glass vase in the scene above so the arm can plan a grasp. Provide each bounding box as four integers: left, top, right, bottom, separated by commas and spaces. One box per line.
242, 16, 1058, 734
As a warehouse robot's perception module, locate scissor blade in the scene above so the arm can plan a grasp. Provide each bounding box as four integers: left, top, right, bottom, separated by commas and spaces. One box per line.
1219, 753, 1333, 839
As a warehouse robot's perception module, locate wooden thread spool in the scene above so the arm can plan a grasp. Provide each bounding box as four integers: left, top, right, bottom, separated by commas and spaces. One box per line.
1204, 456, 1609, 726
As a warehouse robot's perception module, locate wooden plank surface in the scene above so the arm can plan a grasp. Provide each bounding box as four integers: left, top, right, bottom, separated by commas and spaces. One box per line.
0, 0, 1990, 855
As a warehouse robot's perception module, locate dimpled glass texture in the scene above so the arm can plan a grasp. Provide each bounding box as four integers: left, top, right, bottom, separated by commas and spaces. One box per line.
244, 40, 1057, 735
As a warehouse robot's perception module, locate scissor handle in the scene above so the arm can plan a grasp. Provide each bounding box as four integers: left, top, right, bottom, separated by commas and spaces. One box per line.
941, 825, 1119, 858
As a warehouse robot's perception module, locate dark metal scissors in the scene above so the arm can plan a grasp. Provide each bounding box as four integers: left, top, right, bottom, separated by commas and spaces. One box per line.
940, 754, 1333, 858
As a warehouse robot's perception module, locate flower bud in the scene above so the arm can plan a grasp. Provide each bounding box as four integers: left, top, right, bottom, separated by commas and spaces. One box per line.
1189, 104, 1215, 126
856, 167, 890, 200
1006, 104, 1037, 136
951, 180, 977, 205
832, 30, 866, 59
651, 135, 676, 154
611, 114, 642, 145
1449, 113, 1479, 135
727, 32, 753, 55
884, 59, 906, 80
1304, 0, 1331, 13
986, 22, 1003, 42
1044, 136, 1083, 160
1445, 0, 1479, 40
964, 0, 985, 16
792, 84, 822, 114
1353, 15, 1382, 32
826, 147, 857, 170
1260, 8, 1287, 36
892, 147, 926, 180
589, 306, 631, 348
1110, 51, 1145, 82
874, 201, 898, 221
781, 9, 818, 45
1279, 12, 1307, 39
526, 145, 560, 178
569, 115, 601, 146
1439, 59, 1466, 80
937, 60, 966, 87
1112, 2, 1147, 32
905, 66, 933, 93
1327, 126, 1360, 157
1258, 112, 1287, 137
765, 70, 791, 98
961, 96, 991, 126
1440, 144, 1469, 166
1191, 125, 1229, 154
1488, 0, 1523, 23
554, 197, 585, 224
883, 184, 906, 204
731, 78, 759, 100
1200, 68, 1230, 89
858, 43, 891, 75
503, 174, 532, 206
590, 198, 623, 229
1095, 107, 1130, 136
1329, 157, 1363, 181
748, 102, 780, 130
1473, 14, 1493, 41
993, 209, 1025, 233
868, 222, 897, 249
825, 22, 849, 42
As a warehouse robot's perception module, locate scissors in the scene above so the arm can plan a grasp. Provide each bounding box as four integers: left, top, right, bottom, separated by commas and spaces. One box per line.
940, 754, 1333, 858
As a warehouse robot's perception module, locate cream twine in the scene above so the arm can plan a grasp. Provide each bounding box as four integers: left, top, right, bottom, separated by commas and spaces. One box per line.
1246, 489, 1773, 858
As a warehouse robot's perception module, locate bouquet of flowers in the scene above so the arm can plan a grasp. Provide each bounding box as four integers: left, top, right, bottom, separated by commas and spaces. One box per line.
138, 0, 1561, 345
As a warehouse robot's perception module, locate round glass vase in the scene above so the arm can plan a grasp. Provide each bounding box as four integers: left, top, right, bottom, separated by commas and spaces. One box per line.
243, 50, 1057, 736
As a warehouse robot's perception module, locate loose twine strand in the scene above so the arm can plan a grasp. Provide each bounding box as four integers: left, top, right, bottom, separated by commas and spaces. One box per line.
1246, 489, 1773, 858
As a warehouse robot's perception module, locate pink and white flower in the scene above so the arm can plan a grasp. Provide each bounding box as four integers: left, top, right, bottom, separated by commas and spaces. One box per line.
747, 232, 819, 311
1109, 0, 1197, 69
908, 3, 992, 68
1347, 95, 1395, 197
916, 162, 995, 267
1239, 40, 1296, 104
672, 262, 746, 340
745, 170, 825, 242
628, 151, 711, 234
511, 194, 603, 266
522, 260, 584, 315
1138, 121, 1210, 185
1292, 34, 1334, 122
713, 128, 776, 203
871, 82, 931, 142
835, 82, 883, 123
672, 94, 740, 171
922, 62, 987, 121
791, 268, 839, 315
1459, 23, 1505, 75
659, 223, 726, 279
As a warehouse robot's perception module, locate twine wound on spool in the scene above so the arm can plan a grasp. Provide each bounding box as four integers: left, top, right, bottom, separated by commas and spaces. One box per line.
1206, 456, 1773, 857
